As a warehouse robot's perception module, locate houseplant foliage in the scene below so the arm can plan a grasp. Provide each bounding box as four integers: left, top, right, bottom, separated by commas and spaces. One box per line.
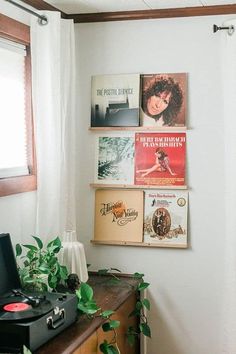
15, 236, 68, 291
76, 268, 151, 354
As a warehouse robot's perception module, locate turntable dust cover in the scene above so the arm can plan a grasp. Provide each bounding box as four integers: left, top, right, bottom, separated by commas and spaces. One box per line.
94, 189, 144, 243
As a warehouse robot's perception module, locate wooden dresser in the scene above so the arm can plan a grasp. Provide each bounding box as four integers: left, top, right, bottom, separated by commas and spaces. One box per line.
36, 273, 140, 354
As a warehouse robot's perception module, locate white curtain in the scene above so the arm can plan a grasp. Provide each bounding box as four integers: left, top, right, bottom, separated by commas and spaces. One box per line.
30, 12, 88, 281
221, 19, 236, 353
31, 12, 76, 239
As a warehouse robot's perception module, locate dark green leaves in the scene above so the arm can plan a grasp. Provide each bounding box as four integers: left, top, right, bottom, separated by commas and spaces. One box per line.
142, 298, 150, 310
15, 243, 22, 257
76, 283, 100, 315
15, 235, 68, 292
102, 320, 120, 332
99, 341, 120, 354
77, 282, 93, 302
101, 310, 115, 318
140, 323, 151, 338
137, 282, 150, 291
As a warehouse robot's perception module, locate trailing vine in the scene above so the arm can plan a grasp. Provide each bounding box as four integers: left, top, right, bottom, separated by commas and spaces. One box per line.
76, 268, 151, 354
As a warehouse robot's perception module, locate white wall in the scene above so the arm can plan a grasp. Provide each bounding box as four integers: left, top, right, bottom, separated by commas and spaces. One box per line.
0, 4, 36, 245
75, 15, 229, 354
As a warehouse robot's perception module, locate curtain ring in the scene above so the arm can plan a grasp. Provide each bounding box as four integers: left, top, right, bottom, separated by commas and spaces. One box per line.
38, 15, 48, 26
228, 25, 235, 36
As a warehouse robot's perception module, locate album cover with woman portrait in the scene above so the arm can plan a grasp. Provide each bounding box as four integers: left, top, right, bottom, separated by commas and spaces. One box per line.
144, 190, 188, 248
94, 189, 144, 243
134, 132, 186, 186
140, 73, 187, 128
91, 74, 140, 127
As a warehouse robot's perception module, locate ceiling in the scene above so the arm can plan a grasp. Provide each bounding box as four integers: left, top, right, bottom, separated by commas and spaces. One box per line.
44, 0, 236, 15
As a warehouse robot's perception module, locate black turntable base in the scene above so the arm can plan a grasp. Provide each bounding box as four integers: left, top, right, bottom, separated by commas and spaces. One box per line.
0, 234, 78, 353
0, 290, 78, 353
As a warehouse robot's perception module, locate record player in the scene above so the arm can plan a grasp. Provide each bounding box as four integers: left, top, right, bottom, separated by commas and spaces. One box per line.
0, 233, 78, 353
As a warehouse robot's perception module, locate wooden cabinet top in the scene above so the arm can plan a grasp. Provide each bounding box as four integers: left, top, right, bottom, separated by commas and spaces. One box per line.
36, 273, 139, 354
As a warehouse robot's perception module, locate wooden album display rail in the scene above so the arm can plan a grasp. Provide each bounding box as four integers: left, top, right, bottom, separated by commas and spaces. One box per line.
90, 184, 188, 190
91, 240, 188, 249
89, 126, 187, 132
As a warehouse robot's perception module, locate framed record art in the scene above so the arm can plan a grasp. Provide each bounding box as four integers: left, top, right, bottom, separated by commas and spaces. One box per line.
91, 73, 140, 127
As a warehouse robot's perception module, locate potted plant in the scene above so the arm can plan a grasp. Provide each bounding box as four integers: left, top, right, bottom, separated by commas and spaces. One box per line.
15, 236, 68, 292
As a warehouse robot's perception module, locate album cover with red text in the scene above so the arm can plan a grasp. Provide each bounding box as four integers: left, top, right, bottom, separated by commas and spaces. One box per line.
134, 132, 186, 186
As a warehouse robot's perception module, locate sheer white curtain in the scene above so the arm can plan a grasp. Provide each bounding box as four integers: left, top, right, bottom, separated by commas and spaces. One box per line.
221, 19, 236, 353
31, 12, 88, 281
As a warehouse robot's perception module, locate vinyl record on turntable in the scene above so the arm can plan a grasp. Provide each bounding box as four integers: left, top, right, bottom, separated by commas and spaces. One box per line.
0, 297, 53, 321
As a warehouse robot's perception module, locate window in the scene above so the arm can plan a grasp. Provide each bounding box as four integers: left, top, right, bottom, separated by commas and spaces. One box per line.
0, 13, 36, 196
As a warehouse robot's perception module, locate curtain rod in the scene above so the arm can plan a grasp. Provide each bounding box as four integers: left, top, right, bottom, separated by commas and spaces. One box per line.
213, 24, 234, 35
4, 0, 48, 25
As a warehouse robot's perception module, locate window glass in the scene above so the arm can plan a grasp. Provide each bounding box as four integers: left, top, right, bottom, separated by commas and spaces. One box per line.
0, 39, 28, 178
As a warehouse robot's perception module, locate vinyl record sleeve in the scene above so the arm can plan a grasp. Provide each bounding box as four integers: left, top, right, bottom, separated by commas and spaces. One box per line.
91, 73, 140, 127
140, 73, 187, 128
94, 189, 144, 242
144, 190, 188, 247
94, 134, 135, 184
135, 132, 186, 186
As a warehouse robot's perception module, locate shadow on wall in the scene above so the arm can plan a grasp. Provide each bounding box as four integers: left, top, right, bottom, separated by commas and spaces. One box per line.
147, 290, 184, 354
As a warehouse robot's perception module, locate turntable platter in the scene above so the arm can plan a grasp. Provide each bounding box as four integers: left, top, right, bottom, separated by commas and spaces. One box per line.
0, 296, 53, 321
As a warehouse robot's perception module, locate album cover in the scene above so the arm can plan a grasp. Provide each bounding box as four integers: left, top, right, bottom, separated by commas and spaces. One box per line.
91, 74, 140, 127
144, 190, 188, 247
134, 132, 186, 186
94, 134, 135, 184
94, 189, 144, 243
140, 73, 187, 127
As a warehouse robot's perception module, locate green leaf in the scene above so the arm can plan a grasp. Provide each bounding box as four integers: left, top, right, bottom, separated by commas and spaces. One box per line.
48, 273, 57, 288
77, 282, 94, 302
136, 301, 143, 310
22, 244, 38, 252
47, 237, 61, 252
138, 282, 150, 291
99, 341, 109, 354
32, 235, 43, 249
110, 268, 121, 273
107, 346, 120, 354
102, 320, 120, 332
77, 302, 99, 315
15, 243, 22, 257
128, 309, 140, 318
140, 323, 151, 338
142, 298, 151, 311
101, 310, 115, 318
127, 333, 136, 346
38, 265, 50, 274
98, 269, 109, 275
59, 265, 68, 280
133, 272, 144, 279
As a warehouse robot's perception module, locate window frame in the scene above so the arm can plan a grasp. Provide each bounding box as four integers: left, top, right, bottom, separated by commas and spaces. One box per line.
0, 13, 37, 197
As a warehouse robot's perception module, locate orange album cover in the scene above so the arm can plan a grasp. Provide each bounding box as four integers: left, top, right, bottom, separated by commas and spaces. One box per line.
94, 189, 144, 243
134, 132, 186, 186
